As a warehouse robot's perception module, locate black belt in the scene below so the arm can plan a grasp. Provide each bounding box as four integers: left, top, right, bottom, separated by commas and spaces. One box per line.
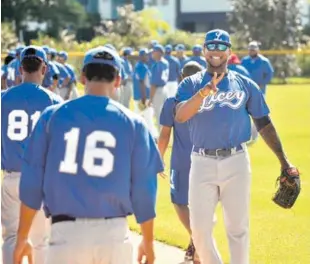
192, 145, 243, 157
51, 214, 125, 225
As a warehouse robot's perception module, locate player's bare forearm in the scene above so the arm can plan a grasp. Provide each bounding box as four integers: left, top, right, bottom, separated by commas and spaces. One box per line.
62, 77, 70, 88
158, 126, 172, 159
175, 92, 205, 123
140, 81, 147, 103
17, 203, 38, 239
257, 122, 291, 169
140, 218, 154, 242
150, 85, 156, 103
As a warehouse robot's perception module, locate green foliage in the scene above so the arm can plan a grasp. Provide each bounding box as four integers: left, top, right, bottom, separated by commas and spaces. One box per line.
1, 23, 19, 52
228, 0, 304, 77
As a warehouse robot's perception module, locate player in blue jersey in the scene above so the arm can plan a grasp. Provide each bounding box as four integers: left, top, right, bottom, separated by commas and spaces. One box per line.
158, 61, 203, 263
189, 44, 207, 69
132, 48, 158, 139
175, 29, 297, 264
147, 40, 158, 68
14, 46, 163, 264
175, 44, 189, 69
1, 50, 16, 89
149, 44, 169, 131
241, 41, 274, 95
120, 47, 134, 108
1, 45, 63, 264
228, 54, 251, 78
42, 46, 60, 93
56, 51, 79, 99
164, 44, 181, 97
48, 48, 71, 100
6, 46, 25, 88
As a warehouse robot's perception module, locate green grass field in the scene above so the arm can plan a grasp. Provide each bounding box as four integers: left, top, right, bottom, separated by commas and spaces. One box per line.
124, 84, 310, 264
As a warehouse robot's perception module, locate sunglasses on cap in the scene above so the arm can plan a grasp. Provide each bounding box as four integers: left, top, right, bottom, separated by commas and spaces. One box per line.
205, 43, 229, 51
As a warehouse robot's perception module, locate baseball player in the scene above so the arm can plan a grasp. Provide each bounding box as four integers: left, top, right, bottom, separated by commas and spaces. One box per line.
1, 50, 16, 90
241, 41, 274, 95
149, 44, 169, 131
41, 46, 60, 92
133, 48, 158, 139
228, 54, 251, 78
56, 51, 80, 99
164, 44, 181, 97
175, 29, 297, 264
175, 44, 189, 69
1, 45, 63, 264
147, 40, 158, 68
6, 46, 25, 88
120, 47, 134, 108
189, 44, 207, 69
13, 46, 163, 264
158, 61, 203, 263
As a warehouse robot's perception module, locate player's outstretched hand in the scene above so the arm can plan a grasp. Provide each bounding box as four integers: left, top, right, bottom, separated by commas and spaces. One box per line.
201, 72, 225, 96
13, 238, 33, 264
137, 239, 155, 264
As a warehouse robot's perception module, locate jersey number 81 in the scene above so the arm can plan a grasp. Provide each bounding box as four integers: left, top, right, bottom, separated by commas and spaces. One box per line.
59, 128, 116, 178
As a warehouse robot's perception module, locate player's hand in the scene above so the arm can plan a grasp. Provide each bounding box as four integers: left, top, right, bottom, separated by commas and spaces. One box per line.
201, 72, 225, 96
13, 238, 33, 264
137, 239, 155, 264
147, 100, 153, 107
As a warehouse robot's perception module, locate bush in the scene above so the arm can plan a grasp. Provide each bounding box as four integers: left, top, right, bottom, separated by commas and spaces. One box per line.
1, 23, 19, 52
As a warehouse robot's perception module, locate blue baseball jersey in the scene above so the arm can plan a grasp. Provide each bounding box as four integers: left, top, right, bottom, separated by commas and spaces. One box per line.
151, 58, 169, 87
123, 58, 133, 79
42, 61, 60, 88
189, 56, 207, 69
120, 58, 129, 80
160, 97, 192, 170
6, 59, 21, 88
133, 61, 151, 100
1, 83, 63, 172
176, 71, 270, 149
2, 64, 8, 79
228, 64, 251, 79
164, 55, 181, 82
179, 56, 189, 69
20, 96, 163, 223
241, 55, 274, 94
52, 61, 70, 86
148, 52, 155, 68
64, 63, 76, 84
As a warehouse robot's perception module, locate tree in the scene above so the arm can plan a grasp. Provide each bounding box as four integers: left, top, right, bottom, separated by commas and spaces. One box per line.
228, 0, 304, 77
1, 23, 19, 52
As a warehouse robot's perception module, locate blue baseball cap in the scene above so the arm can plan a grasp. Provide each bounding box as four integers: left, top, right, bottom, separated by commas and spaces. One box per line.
20, 45, 48, 64
58, 51, 68, 60
150, 40, 159, 48
8, 50, 16, 57
42, 45, 50, 54
83, 46, 122, 71
153, 44, 165, 53
175, 44, 185, 51
204, 29, 231, 47
122, 47, 133, 56
139, 48, 148, 57
15, 45, 26, 55
192, 44, 203, 52
165, 44, 173, 53
49, 48, 57, 56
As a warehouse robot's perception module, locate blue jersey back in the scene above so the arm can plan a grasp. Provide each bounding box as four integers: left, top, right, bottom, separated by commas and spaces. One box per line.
42, 61, 60, 88
228, 64, 251, 79
189, 56, 207, 69
151, 58, 169, 87
164, 55, 180, 82
176, 71, 270, 149
1, 83, 63, 171
53, 61, 70, 86
133, 61, 151, 100
6, 59, 20, 88
20, 96, 163, 223
160, 97, 192, 169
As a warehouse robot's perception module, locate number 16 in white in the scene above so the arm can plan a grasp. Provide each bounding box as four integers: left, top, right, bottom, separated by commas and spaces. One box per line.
59, 128, 116, 178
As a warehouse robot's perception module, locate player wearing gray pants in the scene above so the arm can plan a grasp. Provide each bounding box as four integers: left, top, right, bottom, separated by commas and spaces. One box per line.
119, 79, 133, 108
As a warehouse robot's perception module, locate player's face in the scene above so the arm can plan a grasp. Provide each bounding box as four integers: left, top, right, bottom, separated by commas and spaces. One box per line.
142, 54, 149, 63
176, 50, 184, 57
204, 43, 231, 68
152, 50, 161, 61
249, 49, 258, 57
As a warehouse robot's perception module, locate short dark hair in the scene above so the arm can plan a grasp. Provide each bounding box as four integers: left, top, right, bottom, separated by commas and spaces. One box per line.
4, 56, 15, 65
182, 62, 203, 78
83, 64, 119, 82
50, 53, 56, 60
21, 57, 43, 73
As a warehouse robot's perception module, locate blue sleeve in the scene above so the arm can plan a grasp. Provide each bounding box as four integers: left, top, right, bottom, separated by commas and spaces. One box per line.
175, 76, 195, 102
245, 79, 270, 118
19, 107, 54, 210
60, 65, 70, 79
160, 98, 174, 127
130, 119, 163, 223
137, 66, 147, 81
51, 93, 64, 104
50, 63, 60, 76
263, 59, 274, 85
15, 60, 21, 77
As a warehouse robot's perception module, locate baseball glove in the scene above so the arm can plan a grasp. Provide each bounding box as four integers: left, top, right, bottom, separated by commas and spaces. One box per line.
138, 101, 147, 111
272, 167, 301, 209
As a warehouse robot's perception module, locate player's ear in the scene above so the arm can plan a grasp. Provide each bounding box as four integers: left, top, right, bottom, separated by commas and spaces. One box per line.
42, 63, 47, 76
114, 75, 121, 89
80, 72, 86, 85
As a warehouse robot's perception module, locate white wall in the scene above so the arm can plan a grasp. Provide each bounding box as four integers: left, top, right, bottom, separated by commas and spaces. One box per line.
99, 0, 112, 19
181, 0, 231, 13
